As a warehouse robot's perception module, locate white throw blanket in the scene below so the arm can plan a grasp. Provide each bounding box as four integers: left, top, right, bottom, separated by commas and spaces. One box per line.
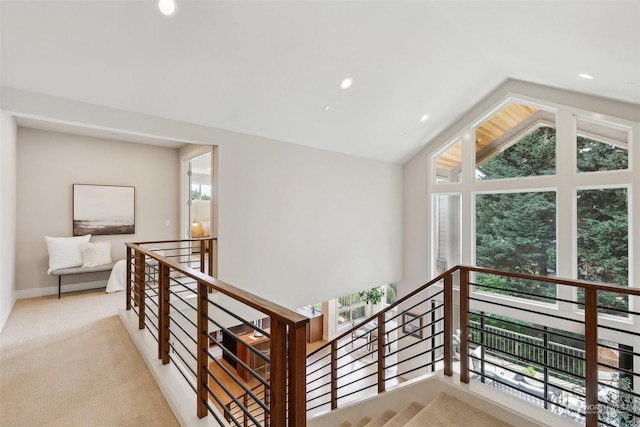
106, 259, 127, 293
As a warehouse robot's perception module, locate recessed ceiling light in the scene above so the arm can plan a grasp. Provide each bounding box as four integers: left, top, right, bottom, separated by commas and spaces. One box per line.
420, 114, 429, 122
158, 0, 177, 16
578, 73, 594, 80
324, 105, 331, 111
340, 78, 353, 89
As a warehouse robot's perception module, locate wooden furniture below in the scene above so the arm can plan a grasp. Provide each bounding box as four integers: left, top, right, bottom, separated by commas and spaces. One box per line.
296, 307, 324, 343
236, 329, 270, 382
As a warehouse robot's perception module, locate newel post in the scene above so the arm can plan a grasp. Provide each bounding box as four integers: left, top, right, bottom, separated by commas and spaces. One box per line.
443, 272, 453, 377
288, 320, 308, 427
135, 251, 146, 330
584, 288, 598, 426
377, 312, 386, 393
126, 246, 132, 310
459, 268, 470, 384
158, 262, 170, 364
330, 340, 338, 410
196, 279, 209, 418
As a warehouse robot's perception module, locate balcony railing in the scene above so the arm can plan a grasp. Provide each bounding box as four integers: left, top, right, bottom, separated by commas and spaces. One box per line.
125, 238, 308, 427
122, 240, 640, 427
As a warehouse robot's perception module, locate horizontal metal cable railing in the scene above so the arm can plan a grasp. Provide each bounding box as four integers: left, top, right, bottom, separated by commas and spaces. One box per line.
306, 271, 454, 415
307, 267, 640, 427
459, 267, 640, 427
124, 247, 640, 427
125, 239, 308, 427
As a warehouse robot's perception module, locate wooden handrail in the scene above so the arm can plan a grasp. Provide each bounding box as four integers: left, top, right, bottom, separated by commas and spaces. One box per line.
127, 241, 309, 328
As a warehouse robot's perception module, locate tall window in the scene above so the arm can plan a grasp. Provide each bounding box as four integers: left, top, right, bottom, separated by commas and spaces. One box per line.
429, 96, 633, 310
577, 187, 629, 314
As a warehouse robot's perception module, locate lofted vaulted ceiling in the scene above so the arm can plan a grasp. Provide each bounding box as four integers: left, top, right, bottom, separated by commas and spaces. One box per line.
1, 1, 639, 164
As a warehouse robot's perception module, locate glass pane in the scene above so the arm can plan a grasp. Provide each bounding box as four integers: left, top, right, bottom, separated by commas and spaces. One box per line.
577, 188, 628, 315
435, 139, 462, 183
337, 310, 350, 327
475, 102, 556, 181
576, 118, 629, 173
351, 305, 366, 321
475, 191, 557, 301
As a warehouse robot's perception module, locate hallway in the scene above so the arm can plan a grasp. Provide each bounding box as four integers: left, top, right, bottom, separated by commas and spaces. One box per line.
0, 290, 178, 427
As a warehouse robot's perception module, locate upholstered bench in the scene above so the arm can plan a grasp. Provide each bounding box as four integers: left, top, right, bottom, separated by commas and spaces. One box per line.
45, 234, 116, 299
51, 263, 115, 299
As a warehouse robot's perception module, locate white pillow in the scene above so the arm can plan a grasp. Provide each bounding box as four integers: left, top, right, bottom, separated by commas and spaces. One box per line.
45, 235, 92, 274
80, 242, 113, 268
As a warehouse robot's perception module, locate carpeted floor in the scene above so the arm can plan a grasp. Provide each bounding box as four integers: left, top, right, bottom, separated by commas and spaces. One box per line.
0, 289, 179, 427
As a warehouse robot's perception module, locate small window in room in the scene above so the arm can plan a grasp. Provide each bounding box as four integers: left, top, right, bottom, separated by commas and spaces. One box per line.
577, 187, 629, 315
434, 138, 462, 184
475, 191, 557, 302
337, 292, 367, 327
576, 117, 629, 173
475, 101, 556, 181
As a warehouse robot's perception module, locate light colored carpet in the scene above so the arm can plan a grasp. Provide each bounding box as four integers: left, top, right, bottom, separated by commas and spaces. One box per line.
0, 290, 179, 427
404, 392, 512, 427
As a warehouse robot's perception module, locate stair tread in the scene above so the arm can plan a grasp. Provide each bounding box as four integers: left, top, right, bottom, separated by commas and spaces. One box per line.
383, 401, 425, 427
352, 416, 372, 427
339, 422, 352, 427
404, 392, 512, 427
363, 409, 396, 427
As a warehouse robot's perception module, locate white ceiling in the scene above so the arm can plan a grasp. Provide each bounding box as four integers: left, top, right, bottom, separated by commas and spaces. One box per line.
2, 1, 639, 164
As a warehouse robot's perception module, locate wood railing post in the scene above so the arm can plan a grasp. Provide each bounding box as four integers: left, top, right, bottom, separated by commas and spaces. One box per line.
270, 318, 287, 426
199, 240, 206, 273
158, 262, 170, 364
459, 268, 469, 384
135, 251, 146, 330
287, 320, 307, 427
196, 279, 209, 419
377, 313, 386, 393
208, 238, 215, 277
584, 288, 598, 426
443, 272, 453, 377
331, 340, 338, 410
126, 246, 132, 310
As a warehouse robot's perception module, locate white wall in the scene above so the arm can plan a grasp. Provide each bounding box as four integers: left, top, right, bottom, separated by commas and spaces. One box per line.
0, 114, 17, 331
217, 136, 402, 308
15, 128, 180, 297
2, 87, 402, 309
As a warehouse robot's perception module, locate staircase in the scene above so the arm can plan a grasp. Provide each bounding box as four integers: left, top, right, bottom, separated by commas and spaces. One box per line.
338, 392, 512, 427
